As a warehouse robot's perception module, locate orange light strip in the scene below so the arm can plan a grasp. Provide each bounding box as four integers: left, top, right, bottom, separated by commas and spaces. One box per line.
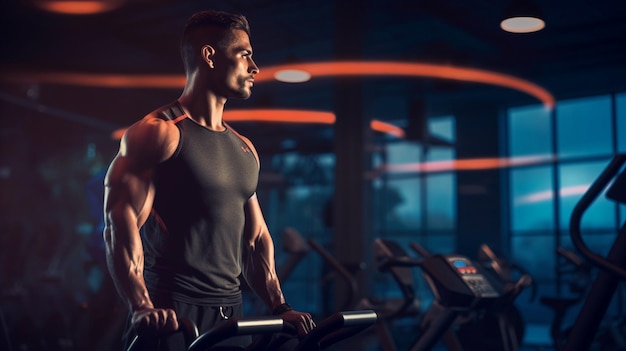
34, 0, 122, 15
224, 109, 335, 124
370, 120, 405, 138
111, 109, 403, 139
1, 61, 554, 108
1, 72, 186, 89
258, 61, 554, 109
377, 155, 555, 173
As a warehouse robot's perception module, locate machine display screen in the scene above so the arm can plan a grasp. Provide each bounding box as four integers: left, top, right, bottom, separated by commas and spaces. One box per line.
452, 260, 468, 268
451, 259, 477, 274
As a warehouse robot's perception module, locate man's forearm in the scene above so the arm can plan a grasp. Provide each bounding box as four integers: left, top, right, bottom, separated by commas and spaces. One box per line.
242, 233, 285, 310
104, 225, 153, 312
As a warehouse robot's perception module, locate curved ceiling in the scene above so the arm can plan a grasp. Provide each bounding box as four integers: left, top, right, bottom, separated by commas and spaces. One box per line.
1, 0, 625, 153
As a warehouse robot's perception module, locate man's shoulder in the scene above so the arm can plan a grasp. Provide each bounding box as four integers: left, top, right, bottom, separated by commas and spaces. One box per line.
146, 101, 185, 121
123, 103, 181, 150
128, 101, 182, 134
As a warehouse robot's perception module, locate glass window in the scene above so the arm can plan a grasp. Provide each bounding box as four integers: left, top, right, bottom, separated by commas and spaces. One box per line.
426, 115, 455, 162
558, 160, 616, 230
377, 178, 421, 231
559, 233, 617, 259
426, 173, 455, 230
510, 166, 555, 232
511, 235, 555, 281
428, 115, 455, 143
508, 104, 552, 157
386, 142, 423, 164
556, 95, 612, 158
617, 93, 626, 153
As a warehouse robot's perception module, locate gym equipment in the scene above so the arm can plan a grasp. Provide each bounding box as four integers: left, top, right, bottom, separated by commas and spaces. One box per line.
561, 153, 626, 351
540, 247, 593, 349
375, 238, 531, 351
289, 310, 378, 351
453, 244, 532, 351
127, 317, 199, 351
187, 310, 377, 351
307, 238, 421, 351
187, 316, 284, 351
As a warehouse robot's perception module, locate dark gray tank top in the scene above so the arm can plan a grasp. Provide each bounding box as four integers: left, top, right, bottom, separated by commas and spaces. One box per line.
142, 102, 259, 306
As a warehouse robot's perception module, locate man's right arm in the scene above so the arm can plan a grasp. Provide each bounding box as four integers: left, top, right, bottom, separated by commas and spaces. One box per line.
102, 117, 180, 332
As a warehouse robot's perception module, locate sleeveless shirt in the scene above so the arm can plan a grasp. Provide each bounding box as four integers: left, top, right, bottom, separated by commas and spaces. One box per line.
141, 102, 259, 306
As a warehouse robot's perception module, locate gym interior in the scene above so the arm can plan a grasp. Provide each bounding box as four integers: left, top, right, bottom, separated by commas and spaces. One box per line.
1, 1, 625, 350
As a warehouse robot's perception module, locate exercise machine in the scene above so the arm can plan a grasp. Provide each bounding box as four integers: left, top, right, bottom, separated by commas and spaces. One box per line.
127, 317, 199, 351
560, 153, 626, 351
285, 309, 378, 351
540, 247, 593, 349
451, 244, 533, 351
375, 238, 531, 351
128, 310, 377, 351
307, 238, 421, 351
188, 316, 284, 351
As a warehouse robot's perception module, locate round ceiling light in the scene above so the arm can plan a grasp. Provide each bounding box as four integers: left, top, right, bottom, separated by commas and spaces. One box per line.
274, 69, 311, 83
500, 16, 545, 33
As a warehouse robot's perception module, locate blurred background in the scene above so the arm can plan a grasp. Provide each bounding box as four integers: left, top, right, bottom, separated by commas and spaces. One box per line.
1, 0, 625, 350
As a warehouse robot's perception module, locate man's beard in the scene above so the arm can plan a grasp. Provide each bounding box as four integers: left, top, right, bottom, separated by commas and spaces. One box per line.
231, 77, 252, 99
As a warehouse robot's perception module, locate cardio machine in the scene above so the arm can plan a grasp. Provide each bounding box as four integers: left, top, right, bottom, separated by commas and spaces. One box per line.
374, 238, 532, 351
559, 153, 626, 351
307, 238, 422, 351
127, 310, 378, 351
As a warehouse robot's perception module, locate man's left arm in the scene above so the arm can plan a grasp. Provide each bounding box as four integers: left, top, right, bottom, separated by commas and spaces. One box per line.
242, 193, 316, 337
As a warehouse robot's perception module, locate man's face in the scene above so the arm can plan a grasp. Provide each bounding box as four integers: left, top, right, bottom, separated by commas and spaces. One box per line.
212, 29, 259, 100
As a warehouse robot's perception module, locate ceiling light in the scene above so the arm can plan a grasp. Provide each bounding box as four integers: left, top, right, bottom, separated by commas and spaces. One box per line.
500, 0, 545, 33
274, 69, 311, 83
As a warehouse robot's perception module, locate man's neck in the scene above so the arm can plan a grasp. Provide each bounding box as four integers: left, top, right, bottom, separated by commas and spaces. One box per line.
177, 93, 227, 131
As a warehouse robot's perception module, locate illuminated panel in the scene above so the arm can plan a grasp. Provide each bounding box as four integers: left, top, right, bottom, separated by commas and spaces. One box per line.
1, 61, 554, 108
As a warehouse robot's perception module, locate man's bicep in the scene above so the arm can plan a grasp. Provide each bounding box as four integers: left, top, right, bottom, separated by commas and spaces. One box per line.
104, 155, 155, 228
243, 194, 271, 243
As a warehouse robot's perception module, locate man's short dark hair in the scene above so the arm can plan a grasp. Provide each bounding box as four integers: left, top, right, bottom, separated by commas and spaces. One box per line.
184, 10, 250, 40
180, 10, 251, 73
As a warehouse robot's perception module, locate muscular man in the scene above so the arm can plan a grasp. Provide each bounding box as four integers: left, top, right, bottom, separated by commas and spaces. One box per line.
103, 10, 315, 350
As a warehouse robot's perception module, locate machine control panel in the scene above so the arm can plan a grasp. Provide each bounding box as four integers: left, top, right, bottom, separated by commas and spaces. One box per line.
447, 256, 499, 298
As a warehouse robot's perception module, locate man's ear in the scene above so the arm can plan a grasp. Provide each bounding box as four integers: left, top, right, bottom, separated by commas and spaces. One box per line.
201, 45, 216, 68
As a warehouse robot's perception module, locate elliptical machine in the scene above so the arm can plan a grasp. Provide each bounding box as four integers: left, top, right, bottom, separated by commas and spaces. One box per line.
560, 153, 626, 351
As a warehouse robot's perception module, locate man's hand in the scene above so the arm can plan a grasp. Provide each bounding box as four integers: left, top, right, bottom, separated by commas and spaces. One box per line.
132, 307, 179, 335
280, 310, 316, 338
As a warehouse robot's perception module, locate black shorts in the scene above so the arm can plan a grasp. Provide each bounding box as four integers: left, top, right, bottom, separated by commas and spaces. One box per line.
122, 301, 250, 351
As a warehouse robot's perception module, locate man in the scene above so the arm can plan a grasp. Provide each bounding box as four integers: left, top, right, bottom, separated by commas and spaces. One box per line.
103, 9, 315, 350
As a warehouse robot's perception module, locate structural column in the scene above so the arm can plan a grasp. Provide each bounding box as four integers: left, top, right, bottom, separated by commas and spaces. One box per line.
331, 1, 369, 311
455, 104, 506, 257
